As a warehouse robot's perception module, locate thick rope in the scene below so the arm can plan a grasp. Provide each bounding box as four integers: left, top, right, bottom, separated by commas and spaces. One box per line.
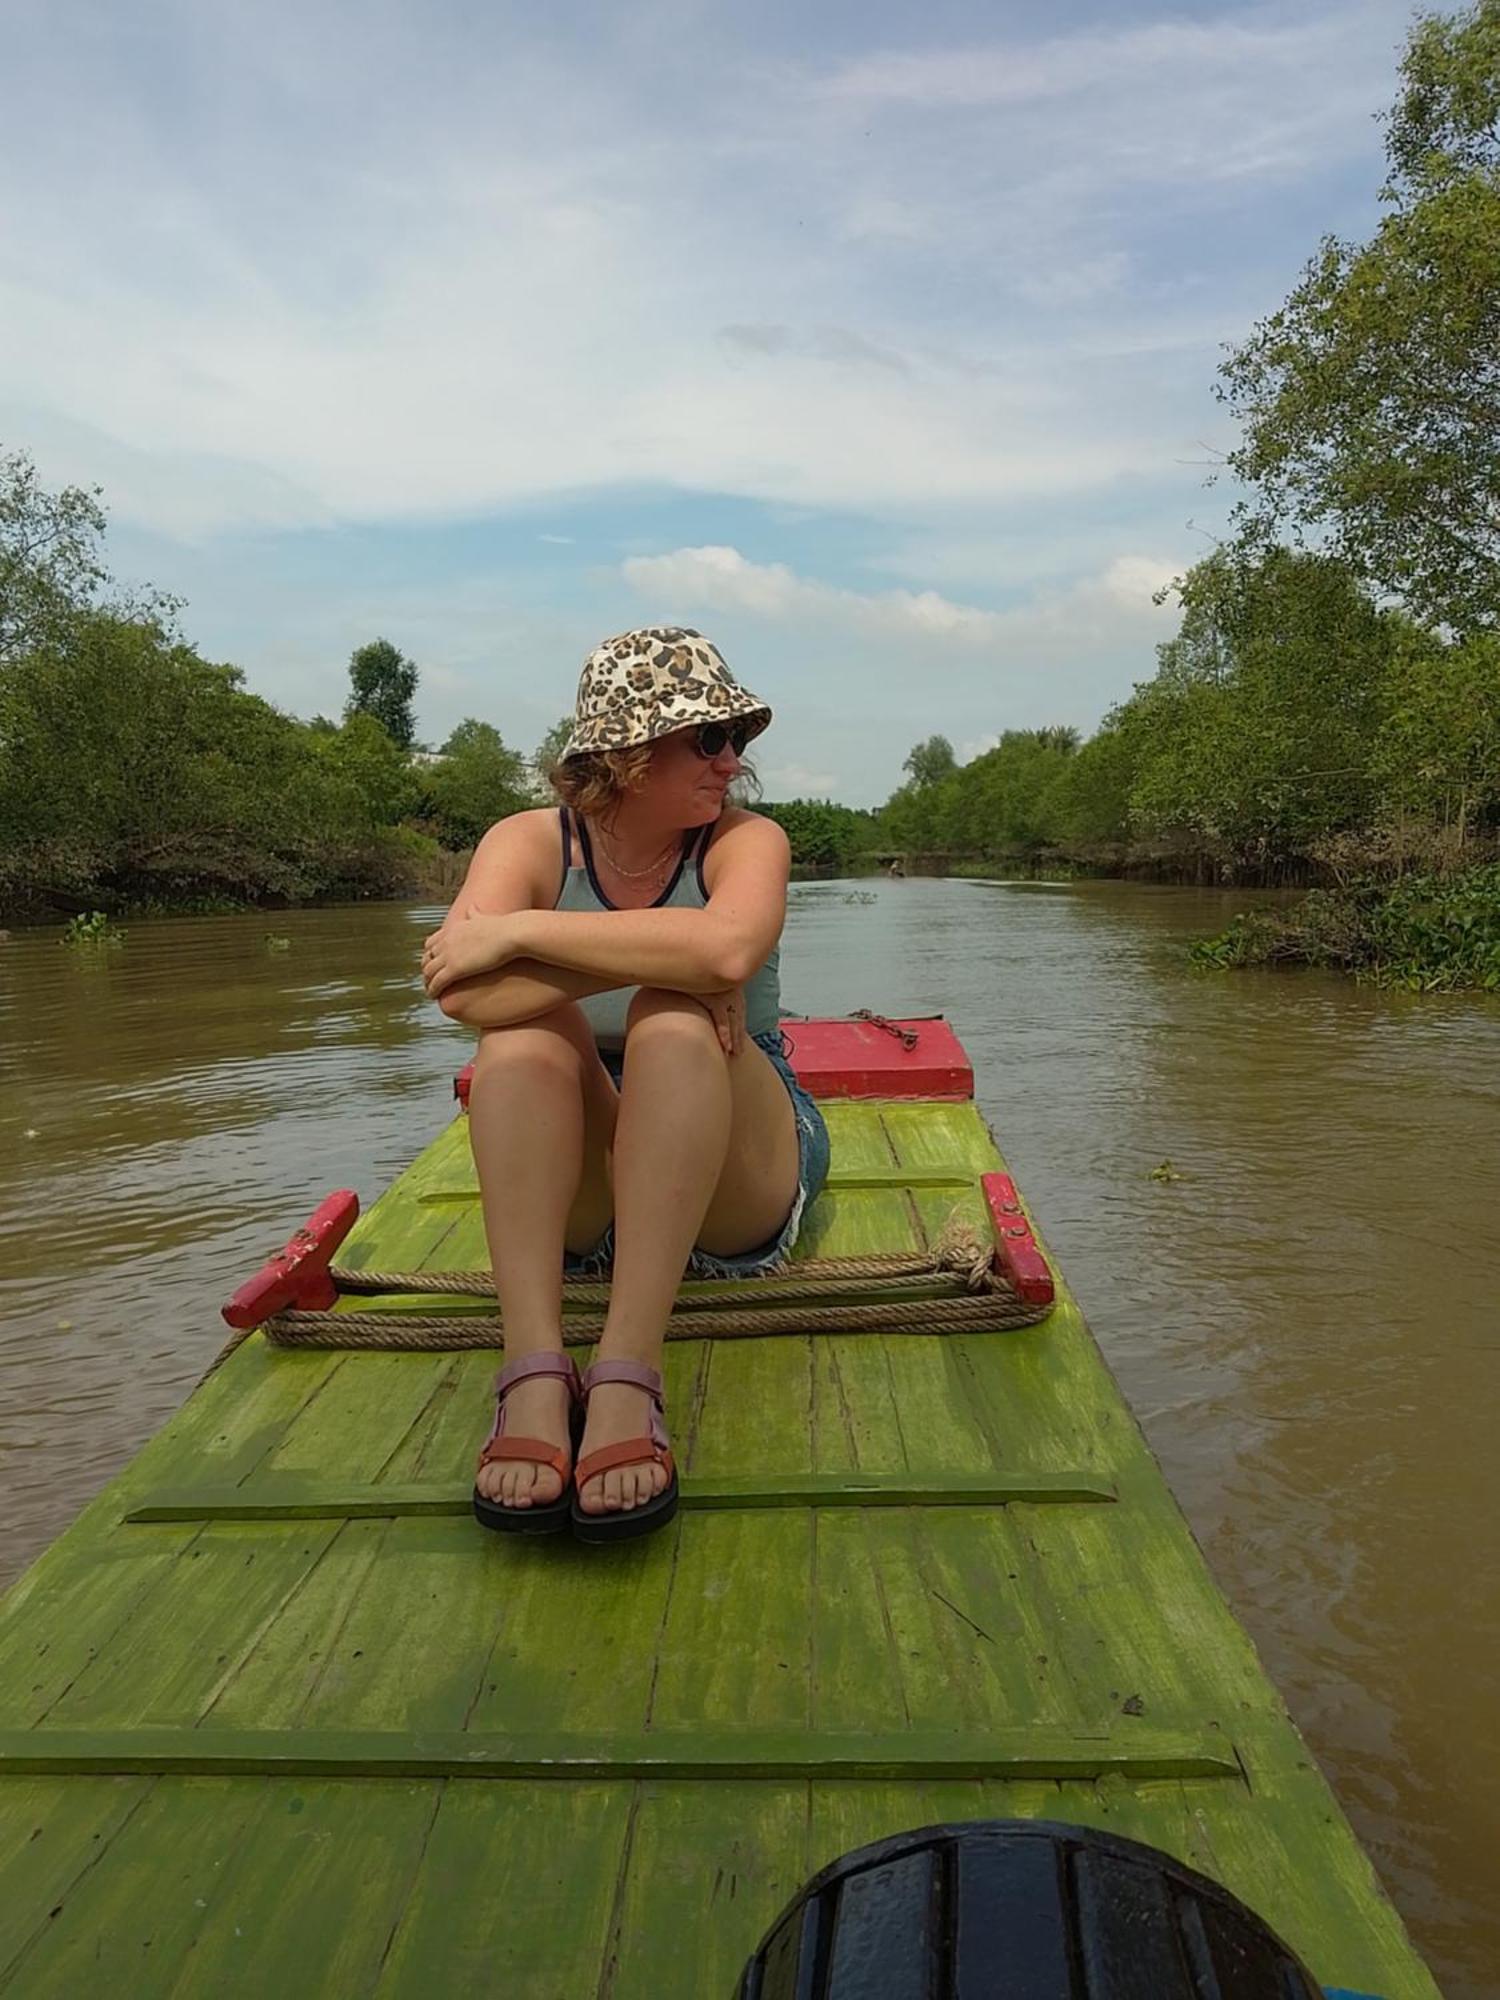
328, 1232, 1001, 1303
265, 1288, 1049, 1350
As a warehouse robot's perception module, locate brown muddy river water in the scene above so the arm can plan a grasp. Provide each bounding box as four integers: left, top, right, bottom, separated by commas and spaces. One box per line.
1, 880, 1496, 1993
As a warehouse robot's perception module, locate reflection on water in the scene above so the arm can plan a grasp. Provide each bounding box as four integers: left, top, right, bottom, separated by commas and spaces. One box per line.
2, 882, 1497, 1995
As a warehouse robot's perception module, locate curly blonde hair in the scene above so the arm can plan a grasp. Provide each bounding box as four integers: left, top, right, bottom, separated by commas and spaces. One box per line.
547, 744, 656, 821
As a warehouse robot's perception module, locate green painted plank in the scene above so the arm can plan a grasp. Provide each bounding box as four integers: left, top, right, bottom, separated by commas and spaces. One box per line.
373, 1356, 470, 1481
799, 1186, 920, 1259
811, 1335, 907, 1471
880, 1099, 999, 1174
464, 1535, 676, 1736
880, 1335, 1004, 1472
0, 1778, 251, 1998
608, 1782, 809, 2000
373, 1780, 627, 1997
0, 1728, 1243, 1780
810, 1510, 912, 1731
43, 1524, 343, 1731
203, 1518, 392, 1729
123, 1470, 1117, 1521
943, 1307, 1131, 1474
160, 1780, 441, 1999
0, 1343, 343, 1624
897, 1507, 1081, 1730
0, 1537, 200, 1728
648, 1513, 816, 1732
682, 1333, 814, 1479
416, 1165, 974, 1203
260, 1352, 455, 1479
651, 1333, 816, 1735
815, 1098, 899, 1170
292, 1517, 508, 1732
0, 1778, 151, 1988
1019, 1494, 1276, 1728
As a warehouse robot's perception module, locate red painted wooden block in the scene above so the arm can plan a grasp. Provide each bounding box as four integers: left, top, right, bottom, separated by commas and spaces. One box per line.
980, 1171, 1055, 1305
454, 1017, 973, 1108
221, 1189, 360, 1331
778, 1016, 973, 1100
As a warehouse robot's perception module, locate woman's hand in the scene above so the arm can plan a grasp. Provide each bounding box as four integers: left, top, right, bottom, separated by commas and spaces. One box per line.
421, 916, 518, 998
700, 986, 746, 1058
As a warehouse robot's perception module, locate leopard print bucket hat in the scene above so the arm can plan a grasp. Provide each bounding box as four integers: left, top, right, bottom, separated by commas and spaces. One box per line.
561, 627, 772, 760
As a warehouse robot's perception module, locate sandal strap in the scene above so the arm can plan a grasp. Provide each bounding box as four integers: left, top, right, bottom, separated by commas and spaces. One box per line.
496, 1351, 580, 1399
477, 1434, 572, 1478
580, 1357, 662, 1399
574, 1439, 675, 1488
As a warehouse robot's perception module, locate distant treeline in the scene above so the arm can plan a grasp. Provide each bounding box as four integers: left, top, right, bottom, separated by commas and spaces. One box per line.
2, 2, 1495, 977
877, 548, 1500, 887
0, 449, 556, 920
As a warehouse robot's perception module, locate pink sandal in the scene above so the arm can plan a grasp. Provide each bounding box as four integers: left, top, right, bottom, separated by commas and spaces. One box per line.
570, 1358, 679, 1545
472, 1351, 583, 1536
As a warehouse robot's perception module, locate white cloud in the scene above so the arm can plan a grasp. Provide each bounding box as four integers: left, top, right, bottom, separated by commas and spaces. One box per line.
0, 1, 1412, 538
622, 544, 1181, 655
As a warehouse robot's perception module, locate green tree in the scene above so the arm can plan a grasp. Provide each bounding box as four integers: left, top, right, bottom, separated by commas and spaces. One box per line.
1129, 550, 1394, 866
1372, 630, 1500, 840
531, 714, 574, 796
757, 799, 877, 868
423, 719, 530, 848
0, 446, 177, 664
1046, 719, 1137, 847
345, 637, 420, 748
0, 448, 108, 663
1218, 2, 1500, 632
0, 613, 422, 909
902, 734, 957, 787
312, 711, 419, 831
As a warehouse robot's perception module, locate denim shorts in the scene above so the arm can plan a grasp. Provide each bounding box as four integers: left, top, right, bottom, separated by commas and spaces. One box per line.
564, 1028, 832, 1281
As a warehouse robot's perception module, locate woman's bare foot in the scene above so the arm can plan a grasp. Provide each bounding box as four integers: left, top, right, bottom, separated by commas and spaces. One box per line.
475, 1371, 573, 1509
575, 1378, 671, 1515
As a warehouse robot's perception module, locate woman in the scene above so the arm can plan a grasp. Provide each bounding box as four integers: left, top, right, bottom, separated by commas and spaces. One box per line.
421, 627, 830, 1545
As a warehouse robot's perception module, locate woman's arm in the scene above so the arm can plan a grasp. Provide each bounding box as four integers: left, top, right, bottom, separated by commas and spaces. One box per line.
437, 957, 622, 1028
429, 811, 633, 1026
424, 811, 790, 1000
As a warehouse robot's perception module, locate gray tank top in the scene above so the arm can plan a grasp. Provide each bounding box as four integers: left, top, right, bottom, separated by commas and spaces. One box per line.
554, 808, 782, 1049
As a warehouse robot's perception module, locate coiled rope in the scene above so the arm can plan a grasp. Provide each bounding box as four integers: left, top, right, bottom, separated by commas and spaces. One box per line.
260, 1231, 1052, 1351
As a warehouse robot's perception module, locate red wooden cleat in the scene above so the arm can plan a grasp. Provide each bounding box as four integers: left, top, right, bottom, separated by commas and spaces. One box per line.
980, 1172, 1055, 1306
221, 1189, 360, 1330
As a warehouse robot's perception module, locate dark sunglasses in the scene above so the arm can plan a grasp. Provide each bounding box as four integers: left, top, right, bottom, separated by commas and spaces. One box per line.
691, 720, 755, 760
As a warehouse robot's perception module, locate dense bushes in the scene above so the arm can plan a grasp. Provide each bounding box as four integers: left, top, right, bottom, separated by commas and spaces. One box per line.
1192, 866, 1500, 989
0, 449, 540, 919
755, 798, 879, 870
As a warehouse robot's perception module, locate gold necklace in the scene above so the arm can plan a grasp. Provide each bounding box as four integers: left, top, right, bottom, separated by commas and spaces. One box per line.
593, 825, 681, 881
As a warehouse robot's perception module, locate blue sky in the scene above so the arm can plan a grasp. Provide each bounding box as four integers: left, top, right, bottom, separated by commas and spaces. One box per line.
2, 0, 1418, 803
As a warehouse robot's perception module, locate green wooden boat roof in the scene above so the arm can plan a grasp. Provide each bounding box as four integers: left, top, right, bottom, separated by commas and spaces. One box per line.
0, 1086, 1437, 1996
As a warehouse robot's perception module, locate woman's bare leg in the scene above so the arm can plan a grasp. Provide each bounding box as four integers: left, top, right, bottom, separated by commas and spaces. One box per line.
576, 987, 799, 1517
468, 1004, 617, 1509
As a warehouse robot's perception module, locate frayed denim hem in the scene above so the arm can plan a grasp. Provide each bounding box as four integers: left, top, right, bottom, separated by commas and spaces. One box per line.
683, 1174, 808, 1282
